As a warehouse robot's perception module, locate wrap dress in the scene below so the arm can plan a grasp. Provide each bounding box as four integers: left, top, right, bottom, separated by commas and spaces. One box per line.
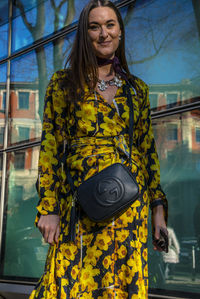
30, 70, 167, 299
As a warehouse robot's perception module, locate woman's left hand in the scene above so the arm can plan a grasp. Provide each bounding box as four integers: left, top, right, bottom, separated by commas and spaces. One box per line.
152, 205, 168, 252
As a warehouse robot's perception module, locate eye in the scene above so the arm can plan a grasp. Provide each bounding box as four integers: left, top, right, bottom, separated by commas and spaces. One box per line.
107, 23, 115, 28
89, 25, 99, 31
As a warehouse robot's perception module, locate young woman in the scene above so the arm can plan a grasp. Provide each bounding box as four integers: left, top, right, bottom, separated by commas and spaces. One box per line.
30, 0, 168, 298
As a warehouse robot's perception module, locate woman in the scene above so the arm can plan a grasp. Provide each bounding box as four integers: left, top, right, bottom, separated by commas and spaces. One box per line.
30, 0, 168, 298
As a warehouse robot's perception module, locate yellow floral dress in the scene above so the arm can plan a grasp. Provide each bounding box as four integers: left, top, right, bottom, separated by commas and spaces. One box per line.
30, 70, 167, 299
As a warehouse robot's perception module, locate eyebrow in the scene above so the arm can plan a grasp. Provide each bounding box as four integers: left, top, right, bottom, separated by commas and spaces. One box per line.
89, 19, 116, 25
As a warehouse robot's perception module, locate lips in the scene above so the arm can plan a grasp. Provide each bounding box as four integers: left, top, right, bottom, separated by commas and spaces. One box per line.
98, 41, 111, 46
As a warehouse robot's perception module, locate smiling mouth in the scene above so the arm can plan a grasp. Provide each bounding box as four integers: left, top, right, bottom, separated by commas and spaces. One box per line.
99, 42, 111, 47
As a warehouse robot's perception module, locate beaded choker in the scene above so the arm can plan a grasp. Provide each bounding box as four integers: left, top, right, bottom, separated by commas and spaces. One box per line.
97, 75, 122, 91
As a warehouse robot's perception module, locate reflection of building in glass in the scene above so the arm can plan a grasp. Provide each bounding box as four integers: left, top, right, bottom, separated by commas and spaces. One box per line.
154, 111, 200, 160
149, 82, 200, 264
150, 80, 200, 160
3, 147, 45, 278
0, 82, 41, 145
0, 84, 6, 146
150, 78, 200, 110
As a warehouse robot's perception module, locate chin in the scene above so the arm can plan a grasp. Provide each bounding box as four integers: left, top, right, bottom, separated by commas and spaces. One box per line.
95, 52, 115, 59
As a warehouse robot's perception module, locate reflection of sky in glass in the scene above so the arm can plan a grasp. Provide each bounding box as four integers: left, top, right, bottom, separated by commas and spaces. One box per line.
0, 0, 9, 25
125, 0, 200, 85
11, 51, 38, 83
12, 0, 88, 53
12, 0, 46, 18
0, 23, 8, 59
11, 32, 75, 82
9, 0, 200, 88
0, 63, 7, 83
62, 31, 75, 66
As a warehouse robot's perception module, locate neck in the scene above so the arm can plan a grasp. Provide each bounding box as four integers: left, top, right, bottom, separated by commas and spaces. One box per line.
98, 64, 114, 79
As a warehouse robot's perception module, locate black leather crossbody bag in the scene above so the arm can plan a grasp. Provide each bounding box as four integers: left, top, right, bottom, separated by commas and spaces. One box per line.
67, 83, 139, 241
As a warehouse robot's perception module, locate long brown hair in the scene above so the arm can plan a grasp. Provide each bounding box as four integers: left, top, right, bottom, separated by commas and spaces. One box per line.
64, 0, 131, 101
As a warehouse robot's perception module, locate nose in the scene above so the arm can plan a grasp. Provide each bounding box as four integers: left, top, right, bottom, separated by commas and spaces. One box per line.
100, 26, 108, 39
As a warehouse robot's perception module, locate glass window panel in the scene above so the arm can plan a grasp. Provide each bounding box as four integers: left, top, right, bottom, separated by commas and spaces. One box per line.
14, 152, 25, 169
125, 0, 200, 110
166, 93, 178, 108
12, 0, 45, 18
2, 92, 6, 110
12, 0, 88, 53
149, 93, 158, 109
0, 63, 7, 148
9, 31, 75, 145
0, 0, 9, 59
0, 147, 48, 279
0, 1, 9, 25
167, 124, 178, 141
149, 109, 200, 295
196, 128, 200, 143
18, 91, 30, 109
0, 23, 8, 59
18, 126, 30, 142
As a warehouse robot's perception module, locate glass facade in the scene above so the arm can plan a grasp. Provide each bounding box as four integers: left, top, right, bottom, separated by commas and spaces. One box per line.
0, 0, 200, 297
2, 147, 48, 279
150, 109, 200, 293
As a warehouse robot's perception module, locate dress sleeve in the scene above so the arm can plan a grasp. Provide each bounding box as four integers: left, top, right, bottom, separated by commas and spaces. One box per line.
137, 84, 168, 219
35, 72, 66, 224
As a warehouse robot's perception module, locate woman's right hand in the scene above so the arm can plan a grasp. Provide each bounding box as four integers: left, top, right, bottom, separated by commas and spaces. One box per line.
38, 215, 60, 245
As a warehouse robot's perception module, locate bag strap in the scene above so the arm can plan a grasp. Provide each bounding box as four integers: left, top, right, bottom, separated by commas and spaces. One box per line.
126, 81, 135, 165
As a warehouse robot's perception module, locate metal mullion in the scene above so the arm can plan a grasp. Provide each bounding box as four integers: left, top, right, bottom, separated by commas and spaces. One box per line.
115, 0, 136, 9
149, 294, 188, 299
0, 0, 12, 260
0, 140, 41, 154
151, 101, 200, 119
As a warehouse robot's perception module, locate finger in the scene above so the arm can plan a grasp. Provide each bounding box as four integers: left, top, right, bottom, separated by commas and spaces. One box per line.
153, 243, 162, 251
44, 226, 50, 243
154, 226, 160, 240
153, 244, 157, 251
153, 235, 167, 252
153, 238, 161, 250
37, 217, 43, 232
55, 225, 60, 244
48, 229, 55, 245
38, 218, 45, 236
153, 244, 162, 252
38, 225, 45, 238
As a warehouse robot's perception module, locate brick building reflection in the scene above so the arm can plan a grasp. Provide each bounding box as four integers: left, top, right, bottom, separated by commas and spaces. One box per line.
149, 78, 200, 160
0, 82, 41, 146
0, 79, 200, 168
0, 82, 40, 220
148, 79, 200, 246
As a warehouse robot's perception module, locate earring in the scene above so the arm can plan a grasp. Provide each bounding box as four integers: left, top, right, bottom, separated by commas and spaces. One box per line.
119, 36, 122, 41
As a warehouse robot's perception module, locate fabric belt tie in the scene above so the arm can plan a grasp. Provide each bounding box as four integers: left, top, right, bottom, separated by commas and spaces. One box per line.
67, 135, 131, 161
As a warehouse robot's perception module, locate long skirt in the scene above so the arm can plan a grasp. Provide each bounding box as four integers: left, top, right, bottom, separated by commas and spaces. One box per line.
30, 151, 149, 298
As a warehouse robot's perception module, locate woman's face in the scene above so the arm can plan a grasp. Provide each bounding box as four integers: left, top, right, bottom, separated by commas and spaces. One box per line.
88, 6, 121, 59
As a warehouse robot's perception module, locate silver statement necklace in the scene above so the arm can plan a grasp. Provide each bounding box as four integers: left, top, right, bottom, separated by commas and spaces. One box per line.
97, 75, 122, 91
